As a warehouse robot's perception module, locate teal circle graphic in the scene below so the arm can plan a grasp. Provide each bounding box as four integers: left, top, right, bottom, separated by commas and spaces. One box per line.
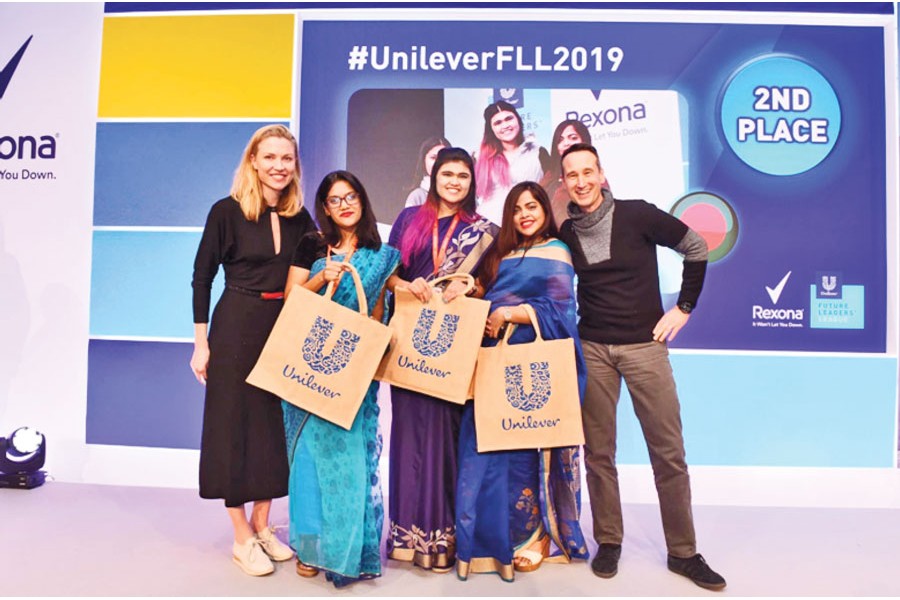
720, 56, 841, 176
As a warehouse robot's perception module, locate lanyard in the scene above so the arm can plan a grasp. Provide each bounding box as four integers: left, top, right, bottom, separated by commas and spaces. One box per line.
432, 213, 460, 276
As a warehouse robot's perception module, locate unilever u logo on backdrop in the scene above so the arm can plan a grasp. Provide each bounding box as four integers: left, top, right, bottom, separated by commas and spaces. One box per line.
302, 316, 360, 374
816, 272, 841, 299
412, 309, 459, 358
504, 362, 551, 412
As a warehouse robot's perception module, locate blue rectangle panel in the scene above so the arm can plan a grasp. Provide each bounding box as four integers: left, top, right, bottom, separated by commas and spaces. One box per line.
86, 339, 203, 449
614, 354, 897, 468
94, 121, 289, 227
90, 230, 223, 338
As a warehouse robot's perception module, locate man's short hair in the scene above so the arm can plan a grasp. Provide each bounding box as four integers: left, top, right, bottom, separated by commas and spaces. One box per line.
560, 142, 601, 168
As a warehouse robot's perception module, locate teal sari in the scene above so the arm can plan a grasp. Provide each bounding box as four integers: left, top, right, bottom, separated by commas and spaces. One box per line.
282, 244, 400, 588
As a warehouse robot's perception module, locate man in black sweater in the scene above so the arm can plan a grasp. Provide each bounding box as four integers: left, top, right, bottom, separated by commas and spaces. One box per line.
558, 144, 725, 591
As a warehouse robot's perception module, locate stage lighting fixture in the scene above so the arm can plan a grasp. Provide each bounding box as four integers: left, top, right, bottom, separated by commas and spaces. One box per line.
0, 427, 47, 489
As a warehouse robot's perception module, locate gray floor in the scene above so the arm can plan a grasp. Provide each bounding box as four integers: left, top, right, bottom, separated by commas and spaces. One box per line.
3, 480, 899, 596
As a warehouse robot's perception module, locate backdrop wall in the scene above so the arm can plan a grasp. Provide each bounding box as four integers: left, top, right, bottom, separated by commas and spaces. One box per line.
0, 2, 897, 500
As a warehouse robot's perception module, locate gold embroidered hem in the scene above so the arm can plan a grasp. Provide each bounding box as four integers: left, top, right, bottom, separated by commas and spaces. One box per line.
388, 546, 456, 570
457, 557, 515, 582
388, 521, 456, 570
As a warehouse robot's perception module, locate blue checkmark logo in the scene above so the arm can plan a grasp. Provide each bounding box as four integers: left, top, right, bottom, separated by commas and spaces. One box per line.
0, 35, 33, 100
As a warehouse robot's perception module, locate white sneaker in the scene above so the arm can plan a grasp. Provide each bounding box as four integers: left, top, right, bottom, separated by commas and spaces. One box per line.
232, 537, 275, 576
256, 527, 294, 562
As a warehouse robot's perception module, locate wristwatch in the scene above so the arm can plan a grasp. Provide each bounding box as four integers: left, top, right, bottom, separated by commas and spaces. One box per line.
677, 301, 694, 314
503, 308, 513, 322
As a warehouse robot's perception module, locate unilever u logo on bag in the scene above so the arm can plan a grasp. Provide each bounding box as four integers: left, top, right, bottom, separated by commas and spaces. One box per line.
302, 316, 360, 375
504, 362, 551, 412
412, 308, 459, 357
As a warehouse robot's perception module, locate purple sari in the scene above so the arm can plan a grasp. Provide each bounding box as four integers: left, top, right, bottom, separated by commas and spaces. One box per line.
386, 206, 496, 570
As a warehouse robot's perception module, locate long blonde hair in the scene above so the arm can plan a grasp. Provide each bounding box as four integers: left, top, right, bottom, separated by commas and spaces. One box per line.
230, 124, 303, 222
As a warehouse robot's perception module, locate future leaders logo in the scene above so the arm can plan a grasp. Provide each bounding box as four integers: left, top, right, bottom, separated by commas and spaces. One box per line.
809, 272, 865, 330
0, 35, 32, 100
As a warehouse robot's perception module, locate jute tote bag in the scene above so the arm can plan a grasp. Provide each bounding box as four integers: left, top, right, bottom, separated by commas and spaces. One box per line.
376, 273, 489, 404
247, 263, 392, 430
473, 305, 584, 451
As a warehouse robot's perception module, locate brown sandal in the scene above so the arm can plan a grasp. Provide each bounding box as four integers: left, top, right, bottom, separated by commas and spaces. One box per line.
296, 560, 320, 578
513, 535, 550, 573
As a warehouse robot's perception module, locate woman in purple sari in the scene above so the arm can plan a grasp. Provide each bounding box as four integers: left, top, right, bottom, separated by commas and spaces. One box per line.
455, 181, 588, 582
386, 147, 497, 572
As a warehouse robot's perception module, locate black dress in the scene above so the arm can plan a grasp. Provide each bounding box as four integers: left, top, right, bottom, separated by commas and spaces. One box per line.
192, 196, 316, 507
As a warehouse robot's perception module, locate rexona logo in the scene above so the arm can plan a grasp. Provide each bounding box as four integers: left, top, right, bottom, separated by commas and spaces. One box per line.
0, 35, 32, 100
0, 134, 57, 160
752, 270, 805, 328
565, 102, 647, 130
0, 35, 59, 165
412, 309, 459, 357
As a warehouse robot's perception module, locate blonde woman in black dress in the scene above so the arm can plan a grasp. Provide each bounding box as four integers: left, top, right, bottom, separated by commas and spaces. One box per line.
191, 124, 316, 576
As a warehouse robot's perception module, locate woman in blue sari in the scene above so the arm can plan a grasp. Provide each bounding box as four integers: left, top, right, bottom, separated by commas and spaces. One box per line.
456, 181, 589, 582
283, 171, 400, 588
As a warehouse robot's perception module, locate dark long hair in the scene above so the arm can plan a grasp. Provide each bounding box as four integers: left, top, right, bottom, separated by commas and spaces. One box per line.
548, 120, 591, 177
475, 100, 525, 199
478, 181, 557, 287
409, 135, 450, 192
314, 170, 381, 250
399, 147, 479, 267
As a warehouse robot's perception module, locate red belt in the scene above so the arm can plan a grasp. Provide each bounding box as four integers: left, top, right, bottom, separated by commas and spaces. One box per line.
225, 285, 284, 300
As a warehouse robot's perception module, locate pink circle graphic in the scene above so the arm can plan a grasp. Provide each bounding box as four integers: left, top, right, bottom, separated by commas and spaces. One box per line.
670, 192, 738, 262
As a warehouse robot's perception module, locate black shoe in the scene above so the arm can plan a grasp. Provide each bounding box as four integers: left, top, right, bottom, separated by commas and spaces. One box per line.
667, 553, 726, 591
590, 543, 621, 578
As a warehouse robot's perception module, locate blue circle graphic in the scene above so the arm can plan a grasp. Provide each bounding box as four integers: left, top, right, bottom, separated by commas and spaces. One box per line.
720, 56, 841, 176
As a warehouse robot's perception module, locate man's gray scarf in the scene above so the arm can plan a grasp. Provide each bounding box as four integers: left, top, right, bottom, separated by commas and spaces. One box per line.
567, 188, 614, 265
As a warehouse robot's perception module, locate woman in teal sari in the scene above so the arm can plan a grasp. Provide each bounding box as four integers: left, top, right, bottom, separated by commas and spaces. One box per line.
283, 171, 399, 588
456, 181, 588, 582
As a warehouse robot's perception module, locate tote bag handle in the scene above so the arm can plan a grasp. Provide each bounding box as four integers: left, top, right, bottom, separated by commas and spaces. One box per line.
324, 262, 370, 317
429, 272, 477, 296
498, 303, 543, 345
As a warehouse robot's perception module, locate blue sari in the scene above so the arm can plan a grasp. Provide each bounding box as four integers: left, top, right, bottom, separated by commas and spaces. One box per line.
456, 238, 589, 581
282, 244, 400, 588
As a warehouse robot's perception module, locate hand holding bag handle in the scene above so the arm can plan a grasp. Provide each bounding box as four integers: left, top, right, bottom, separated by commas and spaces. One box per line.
249, 258, 393, 430
428, 272, 477, 296
377, 271, 489, 403
497, 303, 542, 345
324, 262, 369, 317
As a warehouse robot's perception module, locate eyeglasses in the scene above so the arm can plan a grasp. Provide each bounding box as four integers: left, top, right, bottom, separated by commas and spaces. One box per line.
324, 192, 361, 208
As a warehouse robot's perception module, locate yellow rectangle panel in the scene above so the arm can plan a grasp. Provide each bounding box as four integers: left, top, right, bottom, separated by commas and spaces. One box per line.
99, 14, 294, 118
